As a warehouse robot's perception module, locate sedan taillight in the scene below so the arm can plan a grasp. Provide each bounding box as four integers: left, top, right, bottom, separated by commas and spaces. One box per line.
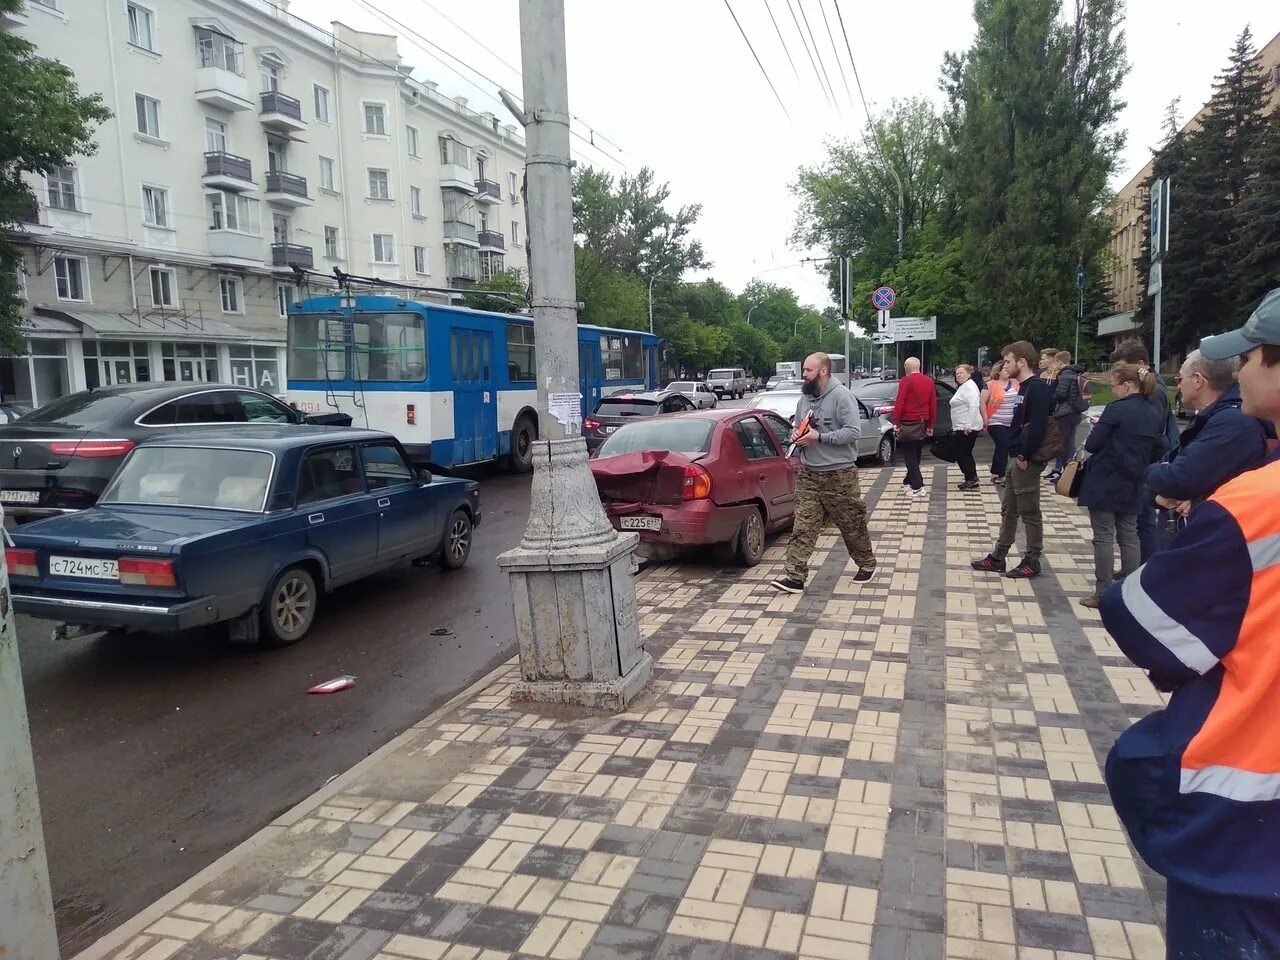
681, 465, 713, 500
6, 548, 37, 577
119, 557, 176, 587
49, 439, 136, 458
583, 418, 601, 431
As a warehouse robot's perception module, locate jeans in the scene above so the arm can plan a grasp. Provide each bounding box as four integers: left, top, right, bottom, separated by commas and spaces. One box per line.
1088, 509, 1139, 595
900, 439, 925, 490
993, 459, 1045, 563
988, 424, 1013, 477
955, 432, 978, 483
1137, 485, 1159, 562
1054, 414, 1081, 472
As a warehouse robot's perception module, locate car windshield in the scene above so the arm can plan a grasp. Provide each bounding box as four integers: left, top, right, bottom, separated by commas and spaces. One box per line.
594, 399, 659, 417
707, 370, 736, 380
102, 446, 274, 512
597, 419, 714, 457
20, 392, 134, 427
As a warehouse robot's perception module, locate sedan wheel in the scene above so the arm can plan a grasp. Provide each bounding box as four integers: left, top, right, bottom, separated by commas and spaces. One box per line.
878, 434, 894, 465
261, 566, 317, 647
440, 509, 473, 570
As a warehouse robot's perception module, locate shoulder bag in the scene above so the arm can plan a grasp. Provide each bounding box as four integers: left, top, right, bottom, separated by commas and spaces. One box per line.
1055, 446, 1087, 498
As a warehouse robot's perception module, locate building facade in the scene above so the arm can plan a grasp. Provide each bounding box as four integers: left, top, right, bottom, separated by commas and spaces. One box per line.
3, 0, 528, 407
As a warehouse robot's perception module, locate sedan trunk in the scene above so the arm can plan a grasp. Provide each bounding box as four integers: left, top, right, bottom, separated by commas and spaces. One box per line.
591, 450, 705, 506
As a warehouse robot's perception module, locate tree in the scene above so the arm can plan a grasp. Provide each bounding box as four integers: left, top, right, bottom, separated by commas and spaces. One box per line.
1232, 107, 1280, 311
461, 269, 527, 313
0, 0, 111, 354
574, 250, 647, 330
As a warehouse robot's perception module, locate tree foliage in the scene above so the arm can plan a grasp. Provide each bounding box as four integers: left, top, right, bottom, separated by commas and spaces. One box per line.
461, 268, 528, 313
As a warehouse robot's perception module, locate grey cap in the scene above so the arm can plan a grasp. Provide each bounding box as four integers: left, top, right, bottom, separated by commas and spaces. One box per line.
1200, 288, 1280, 360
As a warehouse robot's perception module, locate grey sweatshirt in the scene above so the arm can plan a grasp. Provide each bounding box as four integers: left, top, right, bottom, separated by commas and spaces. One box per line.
792, 379, 861, 471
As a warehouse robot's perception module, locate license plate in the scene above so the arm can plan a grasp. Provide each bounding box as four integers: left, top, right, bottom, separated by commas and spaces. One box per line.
49, 556, 119, 580
619, 516, 662, 532
0, 489, 39, 504
605, 425, 618, 434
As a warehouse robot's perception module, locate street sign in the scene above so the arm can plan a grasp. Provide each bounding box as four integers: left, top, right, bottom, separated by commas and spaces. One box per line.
1076, 268, 1086, 289
872, 286, 896, 311
1150, 178, 1169, 259
890, 316, 937, 341
876, 308, 890, 333
872, 332, 894, 345
1149, 260, 1162, 294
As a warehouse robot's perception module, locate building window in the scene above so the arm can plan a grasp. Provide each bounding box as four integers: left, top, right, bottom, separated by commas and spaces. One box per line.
410, 185, 423, 216
313, 83, 331, 123
363, 101, 386, 136
512, 220, 520, 245
135, 94, 161, 138
319, 155, 336, 191
324, 226, 340, 259
445, 243, 478, 281
509, 170, 518, 199
54, 256, 87, 301
259, 57, 280, 93
439, 137, 471, 168
30, 0, 60, 8
219, 276, 243, 314
368, 168, 390, 200
141, 185, 169, 227
414, 245, 427, 275
207, 191, 261, 233
126, 2, 156, 51
149, 266, 178, 308
204, 116, 228, 154
195, 27, 243, 75
372, 234, 395, 264
47, 165, 78, 210
406, 125, 420, 157
480, 251, 505, 281
277, 283, 296, 319
230, 346, 281, 393
160, 342, 219, 383
19, 338, 70, 408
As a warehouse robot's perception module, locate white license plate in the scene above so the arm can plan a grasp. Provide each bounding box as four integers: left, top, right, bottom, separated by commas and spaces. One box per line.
0, 489, 39, 504
605, 425, 618, 434
619, 516, 662, 532
49, 556, 119, 580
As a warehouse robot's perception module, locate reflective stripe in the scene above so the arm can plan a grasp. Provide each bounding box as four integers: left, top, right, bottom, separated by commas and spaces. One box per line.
1248, 532, 1280, 573
1121, 568, 1219, 674
1181, 765, 1280, 802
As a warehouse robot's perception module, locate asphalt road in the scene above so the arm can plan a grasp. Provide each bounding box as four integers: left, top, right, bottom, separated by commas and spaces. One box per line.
19, 463, 533, 956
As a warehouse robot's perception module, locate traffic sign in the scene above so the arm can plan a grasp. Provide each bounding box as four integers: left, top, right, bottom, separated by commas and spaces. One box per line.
890, 316, 937, 341
872, 332, 894, 345
1076, 268, 1086, 289
1149, 260, 1162, 294
876, 308, 890, 333
872, 286, 896, 311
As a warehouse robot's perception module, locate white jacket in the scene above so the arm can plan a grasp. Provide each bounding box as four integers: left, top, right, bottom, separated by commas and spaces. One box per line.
950, 379, 985, 433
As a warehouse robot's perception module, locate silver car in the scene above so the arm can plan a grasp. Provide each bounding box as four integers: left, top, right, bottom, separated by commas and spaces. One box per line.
747, 390, 895, 464
665, 380, 718, 409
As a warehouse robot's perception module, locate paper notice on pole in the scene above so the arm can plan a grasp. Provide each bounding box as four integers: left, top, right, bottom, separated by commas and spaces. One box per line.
548, 392, 582, 434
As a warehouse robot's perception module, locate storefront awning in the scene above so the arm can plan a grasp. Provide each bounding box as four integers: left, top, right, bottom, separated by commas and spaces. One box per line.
19, 312, 80, 334
34, 308, 281, 343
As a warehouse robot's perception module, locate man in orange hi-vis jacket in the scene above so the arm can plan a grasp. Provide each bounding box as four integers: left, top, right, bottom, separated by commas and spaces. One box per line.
1101, 287, 1280, 958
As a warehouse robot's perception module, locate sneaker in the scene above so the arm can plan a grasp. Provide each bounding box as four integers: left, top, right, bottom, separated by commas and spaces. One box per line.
1045, 471, 1061, 484
853, 566, 875, 582
957, 480, 980, 491
912, 487, 928, 498
1079, 595, 1102, 608
1006, 559, 1042, 579
770, 575, 805, 594
971, 555, 1006, 572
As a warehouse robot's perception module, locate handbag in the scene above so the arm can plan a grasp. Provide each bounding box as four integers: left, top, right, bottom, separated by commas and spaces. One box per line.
898, 420, 927, 442
930, 431, 962, 463
1055, 448, 1087, 497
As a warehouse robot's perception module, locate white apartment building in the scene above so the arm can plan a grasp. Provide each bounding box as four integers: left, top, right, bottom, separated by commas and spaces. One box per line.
3, 0, 528, 407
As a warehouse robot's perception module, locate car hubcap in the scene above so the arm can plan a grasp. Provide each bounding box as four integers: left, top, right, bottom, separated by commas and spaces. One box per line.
746, 514, 764, 557
275, 577, 311, 634
450, 519, 470, 560
880, 438, 892, 462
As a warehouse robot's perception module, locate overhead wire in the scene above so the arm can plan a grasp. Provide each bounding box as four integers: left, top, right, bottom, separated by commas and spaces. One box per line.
796, 0, 841, 116
761, 0, 802, 84
833, 0, 891, 166
784, 0, 833, 111
818, 0, 856, 110
721, 0, 792, 121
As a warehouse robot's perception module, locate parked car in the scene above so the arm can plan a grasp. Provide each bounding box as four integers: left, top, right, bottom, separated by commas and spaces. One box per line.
590, 409, 796, 566
665, 380, 719, 409
0, 384, 352, 521
7, 427, 479, 645
583, 391, 696, 454
706, 367, 749, 399
748, 390, 896, 464
850, 378, 956, 437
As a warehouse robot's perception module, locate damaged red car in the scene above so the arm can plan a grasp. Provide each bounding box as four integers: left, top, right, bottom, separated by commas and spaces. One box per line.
589, 409, 797, 565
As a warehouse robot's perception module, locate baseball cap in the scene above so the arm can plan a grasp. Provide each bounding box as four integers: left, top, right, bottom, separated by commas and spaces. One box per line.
1200, 288, 1280, 360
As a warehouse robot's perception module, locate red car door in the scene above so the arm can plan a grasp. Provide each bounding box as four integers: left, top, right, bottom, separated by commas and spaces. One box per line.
732, 415, 795, 524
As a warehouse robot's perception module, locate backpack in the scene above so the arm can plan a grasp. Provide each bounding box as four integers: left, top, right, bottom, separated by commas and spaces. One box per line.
1072, 373, 1092, 413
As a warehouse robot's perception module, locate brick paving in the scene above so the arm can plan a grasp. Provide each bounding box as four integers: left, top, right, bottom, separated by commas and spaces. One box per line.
90, 460, 1171, 960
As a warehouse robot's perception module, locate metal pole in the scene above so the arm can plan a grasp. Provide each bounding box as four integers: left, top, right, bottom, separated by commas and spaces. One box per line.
0, 504, 60, 959
1076, 286, 1082, 359
647, 273, 655, 335
842, 257, 851, 385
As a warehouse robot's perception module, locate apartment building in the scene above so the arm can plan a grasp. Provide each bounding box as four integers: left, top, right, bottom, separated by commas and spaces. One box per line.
3, 0, 528, 407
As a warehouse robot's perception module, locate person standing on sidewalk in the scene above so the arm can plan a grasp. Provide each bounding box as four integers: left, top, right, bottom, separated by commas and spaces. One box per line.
986, 361, 1020, 485
971, 341, 1063, 579
892, 357, 936, 497
1048, 350, 1089, 483
771, 352, 876, 594
950, 363, 985, 491
1101, 287, 1280, 958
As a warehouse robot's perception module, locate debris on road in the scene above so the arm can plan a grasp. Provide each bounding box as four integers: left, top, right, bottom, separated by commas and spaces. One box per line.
307, 675, 357, 695
430, 627, 451, 636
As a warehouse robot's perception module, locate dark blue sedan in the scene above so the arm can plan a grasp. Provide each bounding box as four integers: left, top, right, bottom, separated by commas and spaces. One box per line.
7, 427, 481, 645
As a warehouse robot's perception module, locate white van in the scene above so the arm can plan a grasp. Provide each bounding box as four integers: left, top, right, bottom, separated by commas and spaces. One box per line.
706, 367, 748, 399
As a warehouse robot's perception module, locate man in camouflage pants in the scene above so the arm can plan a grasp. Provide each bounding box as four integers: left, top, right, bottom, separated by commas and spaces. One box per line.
771, 353, 876, 594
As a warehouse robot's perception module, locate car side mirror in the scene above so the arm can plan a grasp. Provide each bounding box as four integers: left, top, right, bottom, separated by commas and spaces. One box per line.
417, 469, 432, 485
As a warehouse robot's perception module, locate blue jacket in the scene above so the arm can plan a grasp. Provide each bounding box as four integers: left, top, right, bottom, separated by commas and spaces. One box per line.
1077, 394, 1161, 514
1006, 374, 1054, 462
1145, 384, 1272, 505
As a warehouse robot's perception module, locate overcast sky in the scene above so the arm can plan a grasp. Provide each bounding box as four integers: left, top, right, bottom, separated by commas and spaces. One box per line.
294, 0, 1277, 311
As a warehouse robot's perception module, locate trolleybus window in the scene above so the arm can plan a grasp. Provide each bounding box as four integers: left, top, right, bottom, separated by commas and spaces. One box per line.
353, 312, 426, 381
600, 334, 643, 381
506, 322, 536, 382
288, 313, 346, 380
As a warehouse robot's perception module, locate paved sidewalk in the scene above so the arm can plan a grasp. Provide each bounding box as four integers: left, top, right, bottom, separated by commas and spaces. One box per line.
83, 460, 1169, 960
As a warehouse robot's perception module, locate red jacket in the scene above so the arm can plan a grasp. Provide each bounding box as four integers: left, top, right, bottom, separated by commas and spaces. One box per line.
893, 372, 937, 428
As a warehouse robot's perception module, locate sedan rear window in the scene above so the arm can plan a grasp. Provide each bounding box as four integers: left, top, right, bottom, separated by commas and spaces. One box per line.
21, 392, 134, 427
594, 399, 659, 417
597, 419, 714, 457
102, 447, 273, 512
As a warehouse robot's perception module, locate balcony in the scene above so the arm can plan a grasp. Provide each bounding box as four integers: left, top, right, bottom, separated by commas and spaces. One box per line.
271, 243, 313, 269
478, 230, 505, 250
474, 179, 501, 203
208, 230, 264, 264
443, 219, 478, 244
195, 42, 252, 111
440, 163, 474, 193
203, 152, 254, 191
0, 3, 27, 27
264, 171, 313, 208
259, 91, 307, 133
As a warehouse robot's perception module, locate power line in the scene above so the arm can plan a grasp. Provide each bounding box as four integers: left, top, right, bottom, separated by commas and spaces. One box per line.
722, 0, 792, 121
818, 0, 856, 110
762, 0, 802, 84
796, 0, 841, 116
785, 0, 833, 110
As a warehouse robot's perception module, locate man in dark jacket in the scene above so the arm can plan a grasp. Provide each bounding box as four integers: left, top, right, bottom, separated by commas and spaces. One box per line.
971, 340, 1061, 579
1049, 350, 1088, 480
1146, 350, 1273, 543
1111, 338, 1177, 560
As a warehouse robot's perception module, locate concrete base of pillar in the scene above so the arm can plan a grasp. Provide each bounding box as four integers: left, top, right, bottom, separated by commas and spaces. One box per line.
511, 652, 653, 711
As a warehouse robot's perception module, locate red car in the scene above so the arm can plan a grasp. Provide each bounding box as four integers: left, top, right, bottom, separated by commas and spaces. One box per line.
589, 409, 797, 565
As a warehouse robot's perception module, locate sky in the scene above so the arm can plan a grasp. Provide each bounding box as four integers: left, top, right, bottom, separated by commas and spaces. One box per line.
292, 0, 1279, 312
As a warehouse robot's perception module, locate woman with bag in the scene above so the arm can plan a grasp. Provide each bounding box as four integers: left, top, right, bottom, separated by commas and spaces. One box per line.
986, 362, 1020, 485
1075, 362, 1162, 608
950, 363, 985, 491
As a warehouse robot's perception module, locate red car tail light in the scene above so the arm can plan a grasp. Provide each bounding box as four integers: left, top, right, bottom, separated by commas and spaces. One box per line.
681, 465, 713, 500
6, 548, 37, 577
49, 439, 136, 458
583, 418, 601, 431
119, 557, 177, 587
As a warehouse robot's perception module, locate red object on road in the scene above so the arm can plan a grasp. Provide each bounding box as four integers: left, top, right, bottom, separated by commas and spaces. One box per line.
307, 675, 357, 695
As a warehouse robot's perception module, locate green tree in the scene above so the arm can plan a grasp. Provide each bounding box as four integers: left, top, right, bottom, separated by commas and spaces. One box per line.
1233, 107, 1280, 311
0, 0, 111, 354
461, 269, 527, 313
574, 251, 648, 330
